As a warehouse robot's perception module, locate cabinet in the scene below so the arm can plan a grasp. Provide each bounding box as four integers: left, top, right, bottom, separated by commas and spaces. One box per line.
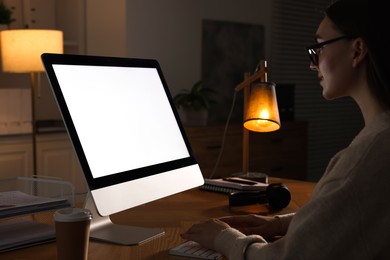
36, 133, 87, 195
184, 121, 308, 180
0, 135, 32, 179
0, 133, 87, 195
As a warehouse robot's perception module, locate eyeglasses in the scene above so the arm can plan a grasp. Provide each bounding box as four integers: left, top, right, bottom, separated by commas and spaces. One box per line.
305, 36, 352, 66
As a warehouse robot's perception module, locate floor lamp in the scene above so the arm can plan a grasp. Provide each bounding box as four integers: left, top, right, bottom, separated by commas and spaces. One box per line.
234, 60, 281, 179
0, 29, 63, 175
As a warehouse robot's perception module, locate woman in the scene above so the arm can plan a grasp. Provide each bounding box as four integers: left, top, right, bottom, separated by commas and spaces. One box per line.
181, 0, 390, 258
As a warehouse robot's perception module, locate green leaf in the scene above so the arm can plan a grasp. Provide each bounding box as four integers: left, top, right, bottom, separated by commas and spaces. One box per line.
173, 80, 218, 110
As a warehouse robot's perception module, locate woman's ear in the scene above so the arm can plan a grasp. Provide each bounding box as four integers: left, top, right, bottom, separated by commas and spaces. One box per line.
352, 37, 368, 68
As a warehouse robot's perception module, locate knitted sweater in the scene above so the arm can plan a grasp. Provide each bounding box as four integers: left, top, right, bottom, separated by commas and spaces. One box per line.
215, 111, 390, 260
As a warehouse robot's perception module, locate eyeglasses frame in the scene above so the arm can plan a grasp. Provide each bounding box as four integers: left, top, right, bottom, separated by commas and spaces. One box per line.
305, 35, 353, 65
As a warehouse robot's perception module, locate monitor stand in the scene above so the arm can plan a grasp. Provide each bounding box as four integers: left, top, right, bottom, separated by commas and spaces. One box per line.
83, 193, 165, 245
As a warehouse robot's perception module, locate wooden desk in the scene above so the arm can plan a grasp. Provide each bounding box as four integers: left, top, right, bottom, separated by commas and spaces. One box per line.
1, 178, 315, 259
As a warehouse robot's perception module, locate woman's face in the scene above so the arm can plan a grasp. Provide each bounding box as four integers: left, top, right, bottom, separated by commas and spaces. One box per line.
310, 16, 357, 100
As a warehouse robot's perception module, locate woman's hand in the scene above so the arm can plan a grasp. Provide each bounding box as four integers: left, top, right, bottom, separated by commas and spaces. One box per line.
181, 218, 230, 249
181, 214, 284, 249
219, 214, 283, 241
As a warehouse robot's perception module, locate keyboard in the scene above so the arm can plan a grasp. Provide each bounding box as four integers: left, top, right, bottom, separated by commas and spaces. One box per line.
169, 240, 224, 259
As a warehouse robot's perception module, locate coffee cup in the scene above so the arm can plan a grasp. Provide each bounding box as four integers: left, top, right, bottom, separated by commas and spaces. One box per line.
54, 208, 93, 260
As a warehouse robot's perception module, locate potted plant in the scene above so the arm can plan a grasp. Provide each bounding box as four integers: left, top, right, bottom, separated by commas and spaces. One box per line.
0, 2, 14, 29
173, 80, 217, 126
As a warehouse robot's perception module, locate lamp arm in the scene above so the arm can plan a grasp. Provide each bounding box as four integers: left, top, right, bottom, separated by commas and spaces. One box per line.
234, 60, 268, 92
234, 69, 265, 92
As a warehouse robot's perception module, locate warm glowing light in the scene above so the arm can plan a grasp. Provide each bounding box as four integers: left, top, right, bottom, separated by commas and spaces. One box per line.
243, 82, 280, 132
260, 109, 269, 119
0, 29, 63, 72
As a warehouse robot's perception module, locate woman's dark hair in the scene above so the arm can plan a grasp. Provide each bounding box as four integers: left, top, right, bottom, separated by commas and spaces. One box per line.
326, 0, 390, 110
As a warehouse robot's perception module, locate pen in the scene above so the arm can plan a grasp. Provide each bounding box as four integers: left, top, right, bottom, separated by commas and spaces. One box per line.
222, 177, 258, 185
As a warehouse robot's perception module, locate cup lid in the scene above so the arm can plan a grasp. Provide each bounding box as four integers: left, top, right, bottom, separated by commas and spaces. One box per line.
54, 207, 93, 222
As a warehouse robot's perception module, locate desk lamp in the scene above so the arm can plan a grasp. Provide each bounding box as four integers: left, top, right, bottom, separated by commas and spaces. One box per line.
234, 60, 280, 179
1, 29, 63, 175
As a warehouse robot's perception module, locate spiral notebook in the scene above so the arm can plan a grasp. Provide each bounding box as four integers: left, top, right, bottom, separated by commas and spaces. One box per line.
199, 177, 268, 194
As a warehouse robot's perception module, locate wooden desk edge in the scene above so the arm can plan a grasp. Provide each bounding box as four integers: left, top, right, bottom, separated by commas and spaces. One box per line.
0, 178, 316, 259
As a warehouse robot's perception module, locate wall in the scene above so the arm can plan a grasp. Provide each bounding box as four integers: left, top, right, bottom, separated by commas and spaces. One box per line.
85, 0, 126, 56
125, 0, 272, 96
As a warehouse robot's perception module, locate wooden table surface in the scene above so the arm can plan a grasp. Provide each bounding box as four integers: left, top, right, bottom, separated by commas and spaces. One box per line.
0, 177, 315, 259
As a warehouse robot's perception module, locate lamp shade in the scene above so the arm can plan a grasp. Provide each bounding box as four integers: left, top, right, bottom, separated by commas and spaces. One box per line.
1, 29, 63, 73
244, 82, 280, 132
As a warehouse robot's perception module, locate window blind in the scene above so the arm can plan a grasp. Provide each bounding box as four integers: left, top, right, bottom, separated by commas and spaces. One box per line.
269, 0, 364, 181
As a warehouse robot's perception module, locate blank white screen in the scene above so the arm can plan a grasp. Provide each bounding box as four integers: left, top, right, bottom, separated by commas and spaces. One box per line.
52, 64, 189, 178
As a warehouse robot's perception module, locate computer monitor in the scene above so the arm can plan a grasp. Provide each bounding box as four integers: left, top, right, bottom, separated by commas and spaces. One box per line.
41, 53, 204, 245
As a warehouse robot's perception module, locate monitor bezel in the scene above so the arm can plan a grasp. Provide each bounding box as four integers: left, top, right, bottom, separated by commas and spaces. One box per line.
41, 53, 199, 191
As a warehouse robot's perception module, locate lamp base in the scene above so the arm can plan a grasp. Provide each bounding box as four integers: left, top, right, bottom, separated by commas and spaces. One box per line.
231, 172, 268, 184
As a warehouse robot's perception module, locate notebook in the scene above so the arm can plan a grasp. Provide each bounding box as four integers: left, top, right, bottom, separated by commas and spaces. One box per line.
200, 177, 268, 194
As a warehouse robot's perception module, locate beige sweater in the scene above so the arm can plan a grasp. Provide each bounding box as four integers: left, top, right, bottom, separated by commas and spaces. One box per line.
215, 111, 390, 260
